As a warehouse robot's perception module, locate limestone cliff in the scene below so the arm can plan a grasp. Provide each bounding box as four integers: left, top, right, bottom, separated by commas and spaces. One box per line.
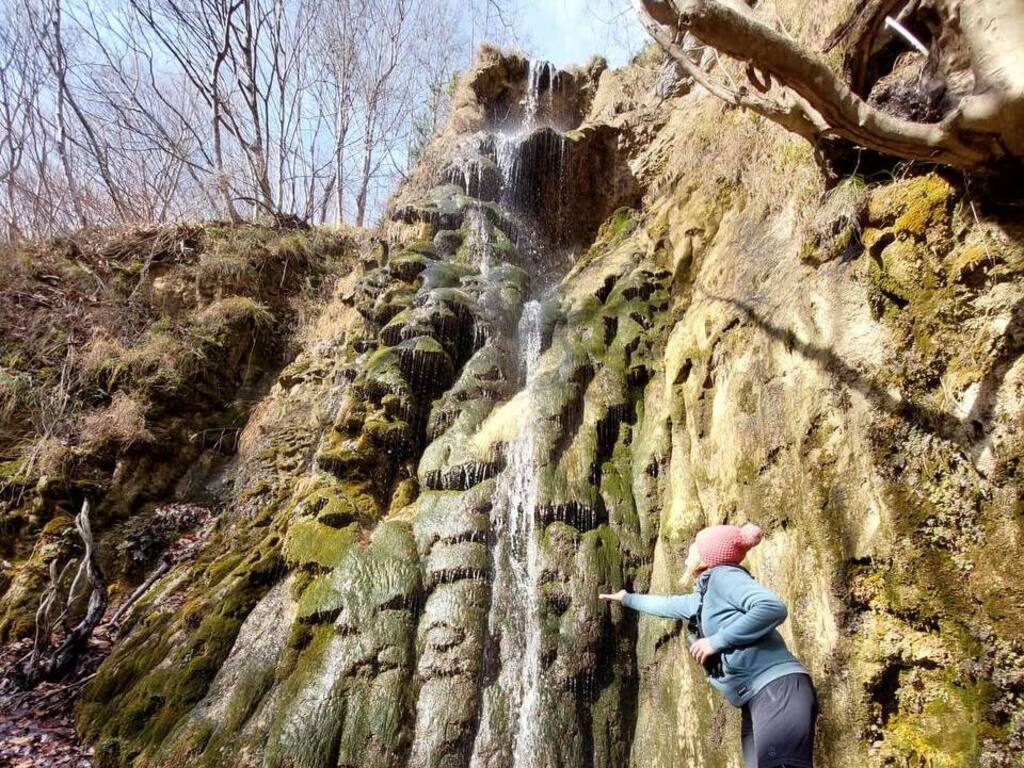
2, 4, 1023, 767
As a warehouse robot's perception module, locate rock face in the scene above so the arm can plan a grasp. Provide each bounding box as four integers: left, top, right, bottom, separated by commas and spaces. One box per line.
6, 6, 1024, 767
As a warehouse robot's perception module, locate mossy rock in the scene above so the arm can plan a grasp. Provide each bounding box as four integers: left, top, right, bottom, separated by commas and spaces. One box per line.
393, 336, 454, 393
409, 483, 494, 557
296, 521, 419, 623
419, 398, 499, 489
881, 671, 996, 767
283, 519, 358, 569
387, 251, 433, 282
423, 540, 490, 588
866, 174, 955, 243
78, 535, 284, 762
598, 207, 639, 245
427, 344, 511, 439
316, 410, 416, 494
0, 514, 77, 642
362, 347, 412, 400
434, 229, 465, 258
399, 184, 475, 230
379, 307, 424, 347
421, 262, 478, 291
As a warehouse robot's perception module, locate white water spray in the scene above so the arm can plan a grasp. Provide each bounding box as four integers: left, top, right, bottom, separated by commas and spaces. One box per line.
470, 300, 545, 768
467, 206, 494, 275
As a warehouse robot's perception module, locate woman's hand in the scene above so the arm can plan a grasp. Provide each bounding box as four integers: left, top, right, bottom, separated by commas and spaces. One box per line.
689, 637, 718, 664
598, 589, 627, 603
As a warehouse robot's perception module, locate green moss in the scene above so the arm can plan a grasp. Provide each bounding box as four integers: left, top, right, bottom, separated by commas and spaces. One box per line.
884, 673, 997, 767
387, 251, 432, 282
283, 519, 358, 569
800, 223, 855, 266
420, 261, 476, 290
363, 347, 409, 397
295, 520, 419, 623
78, 536, 283, 764
598, 207, 638, 245
866, 174, 954, 241
301, 482, 376, 528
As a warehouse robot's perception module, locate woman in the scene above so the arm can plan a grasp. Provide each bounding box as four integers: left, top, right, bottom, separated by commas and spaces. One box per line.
600, 523, 817, 768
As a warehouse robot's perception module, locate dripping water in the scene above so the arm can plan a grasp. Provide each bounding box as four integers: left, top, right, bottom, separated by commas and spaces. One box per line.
493, 59, 574, 254
467, 206, 493, 275
470, 300, 544, 768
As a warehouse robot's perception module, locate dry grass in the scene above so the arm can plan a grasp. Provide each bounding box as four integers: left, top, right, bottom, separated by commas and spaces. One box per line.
0, 369, 32, 425
18, 436, 75, 483
0, 222, 351, 485
79, 392, 153, 453
195, 296, 275, 331
77, 334, 129, 390
639, 0, 867, 219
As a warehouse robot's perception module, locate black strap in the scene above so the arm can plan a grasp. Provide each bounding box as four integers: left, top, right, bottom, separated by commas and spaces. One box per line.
693, 565, 751, 640
694, 577, 708, 638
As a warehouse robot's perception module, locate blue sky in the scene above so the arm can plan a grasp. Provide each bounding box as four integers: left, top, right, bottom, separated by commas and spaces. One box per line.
518, 0, 646, 69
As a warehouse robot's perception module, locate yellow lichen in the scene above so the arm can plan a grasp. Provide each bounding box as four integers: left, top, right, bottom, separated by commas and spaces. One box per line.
867, 174, 955, 241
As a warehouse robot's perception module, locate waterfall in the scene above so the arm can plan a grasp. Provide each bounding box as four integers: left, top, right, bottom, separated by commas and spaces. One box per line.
495, 59, 557, 205
466, 206, 493, 274
470, 300, 544, 768
523, 60, 554, 131
493, 60, 573, 253
468, 64, 581, 765
511, 301, 544, 768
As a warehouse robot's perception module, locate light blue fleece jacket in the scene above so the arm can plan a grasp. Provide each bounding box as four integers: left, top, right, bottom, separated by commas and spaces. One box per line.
622, 565, 807, 707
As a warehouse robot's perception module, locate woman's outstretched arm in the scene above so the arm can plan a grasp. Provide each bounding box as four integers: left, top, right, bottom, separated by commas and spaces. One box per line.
599, 589, 700, 619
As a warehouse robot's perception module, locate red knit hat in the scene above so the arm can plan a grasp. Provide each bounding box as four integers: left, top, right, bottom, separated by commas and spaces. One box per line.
695, 523, 763, 567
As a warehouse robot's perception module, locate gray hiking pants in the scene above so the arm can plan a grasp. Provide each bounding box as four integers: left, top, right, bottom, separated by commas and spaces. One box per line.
740, 673, 818, 768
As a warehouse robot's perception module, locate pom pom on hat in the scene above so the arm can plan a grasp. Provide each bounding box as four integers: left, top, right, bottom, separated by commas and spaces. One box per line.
739, 523, 763, 548
694, 523, 764, 568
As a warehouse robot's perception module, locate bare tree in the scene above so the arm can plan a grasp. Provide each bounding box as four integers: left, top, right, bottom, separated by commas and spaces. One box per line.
0, 0, 512, 241
317, 0, 361, 225
633, 0, 1024, 174
0, 22, 37, 241
352, 0, 411, 227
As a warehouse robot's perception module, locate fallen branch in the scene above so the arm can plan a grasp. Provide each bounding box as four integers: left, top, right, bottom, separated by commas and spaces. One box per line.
107, 554, 171, 635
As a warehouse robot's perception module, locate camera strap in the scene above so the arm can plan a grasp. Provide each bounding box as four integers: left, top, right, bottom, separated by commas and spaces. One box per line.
694, 564, 751, 638
694, 579, 708, 638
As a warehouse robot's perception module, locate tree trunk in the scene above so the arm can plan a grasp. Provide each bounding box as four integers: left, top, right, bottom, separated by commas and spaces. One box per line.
355, 139, 372, 228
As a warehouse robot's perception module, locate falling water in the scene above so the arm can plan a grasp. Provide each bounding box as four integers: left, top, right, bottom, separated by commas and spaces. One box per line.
470, 300, 544, 768
448, 151, 484, 199
466, 206, 493, 274
510, 301, 544, 767
523, 60, 552, 132
493, 60, 574, 258
495, 59, 557, 204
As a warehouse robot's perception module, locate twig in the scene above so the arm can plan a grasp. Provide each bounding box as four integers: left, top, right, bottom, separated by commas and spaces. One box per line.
108, 555, 171, 634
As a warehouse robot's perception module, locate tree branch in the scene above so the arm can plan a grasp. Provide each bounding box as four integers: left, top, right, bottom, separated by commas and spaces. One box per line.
634, 0, 1011, 172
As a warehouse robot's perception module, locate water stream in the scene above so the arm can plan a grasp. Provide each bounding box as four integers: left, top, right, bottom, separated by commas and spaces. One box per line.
469, 61, 573, 768
470, 300, 544, 768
